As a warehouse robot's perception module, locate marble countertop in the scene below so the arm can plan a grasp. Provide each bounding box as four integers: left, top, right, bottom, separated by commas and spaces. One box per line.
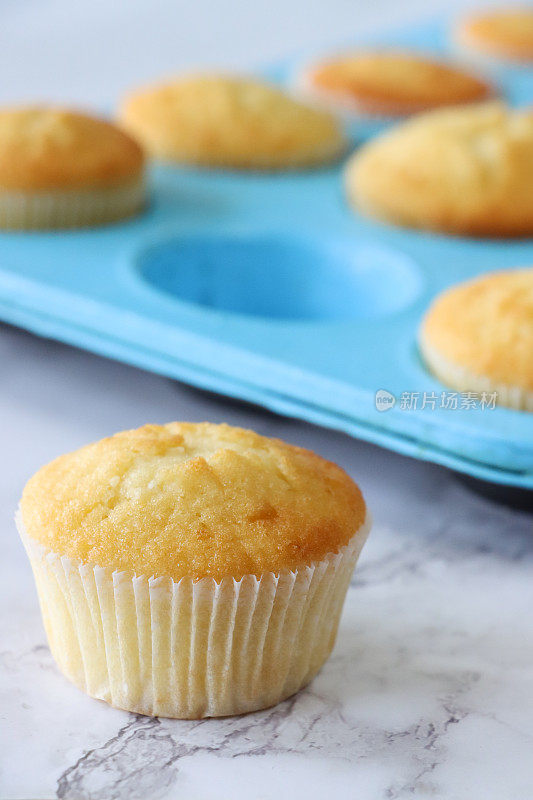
1, 1, 533, 796
2, 325, 533, 800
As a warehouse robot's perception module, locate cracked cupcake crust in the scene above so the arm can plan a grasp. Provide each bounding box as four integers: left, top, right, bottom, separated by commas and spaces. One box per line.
21, 422, 366, 581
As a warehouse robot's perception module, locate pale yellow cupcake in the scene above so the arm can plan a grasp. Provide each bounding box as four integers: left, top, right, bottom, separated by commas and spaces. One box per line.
18, 422, 370, 718
346, 102, 533, 237
118, 75, 346, 169
299, 51, 493, 117
0, 107, 145, 229
456, 7, 533, 63
420, 269, 533, 411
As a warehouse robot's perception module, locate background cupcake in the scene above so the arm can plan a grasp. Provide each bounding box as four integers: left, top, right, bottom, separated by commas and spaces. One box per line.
118, 74, 346, 169
420, 268, 533, 411
297, 51, 493, 119
456, 7, 533, 64
0, 107, 145, 230
18, 422, 370, 719
345, 102, 533, 236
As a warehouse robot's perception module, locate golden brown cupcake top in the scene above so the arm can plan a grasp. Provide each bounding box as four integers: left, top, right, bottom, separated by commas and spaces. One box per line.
457, 8, 533, 62
118, 75, 345, 169
21, 422, 366, 581
421, 268, 533, 391
0, 107, 144, 191
346, 102, 533, 236
306, 52, 492, 115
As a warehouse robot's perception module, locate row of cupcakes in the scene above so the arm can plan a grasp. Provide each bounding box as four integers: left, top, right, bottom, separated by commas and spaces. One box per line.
2, 9, 533, 236
0, 81, 344, 231
297, 7, 533, 124
3, 93, 533, 238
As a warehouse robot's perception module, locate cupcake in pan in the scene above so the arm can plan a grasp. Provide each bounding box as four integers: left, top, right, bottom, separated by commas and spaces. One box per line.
420, 268, 533, 411
297, 51, 493, 120
345, 102, 533, 237
118, 75, 346, 169
18, 422, 370, 718
455, 7, 533, 65
0, 107, 145, 230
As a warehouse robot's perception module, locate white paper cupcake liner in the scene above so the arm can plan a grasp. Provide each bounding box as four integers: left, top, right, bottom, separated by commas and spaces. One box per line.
152, 139, 347, 171
0, 175, 145, 230
17, 511, 371, 718
420, 334, 533, 412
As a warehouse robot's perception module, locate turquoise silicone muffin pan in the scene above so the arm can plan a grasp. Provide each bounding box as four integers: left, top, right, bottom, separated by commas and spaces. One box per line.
1, 16, 532, 488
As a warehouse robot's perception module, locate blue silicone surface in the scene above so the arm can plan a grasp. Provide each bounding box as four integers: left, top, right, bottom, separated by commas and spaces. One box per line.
1, 16, 533, 487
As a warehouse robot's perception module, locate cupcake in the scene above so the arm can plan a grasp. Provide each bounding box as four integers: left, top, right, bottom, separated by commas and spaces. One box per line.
420, 268, 533, 411
118, 75, 345, 169
18, 422, 370, 718
456, 7, 533, 64
345, 102, 533, 237
297, 51, 493, 119
0, 107, 145, 230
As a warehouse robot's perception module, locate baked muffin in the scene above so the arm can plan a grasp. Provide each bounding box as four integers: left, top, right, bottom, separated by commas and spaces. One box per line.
118, 75, 345, 169
18, 422, 370, 718
345, 102, 533, 237
420, 268, 533, 411
0, 107, 145, 230
298, 51, 492, 118
456, 8, 533, 64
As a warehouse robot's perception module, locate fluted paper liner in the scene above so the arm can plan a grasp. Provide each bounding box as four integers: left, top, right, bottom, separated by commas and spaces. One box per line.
420, 334, 533, 412
0, 177, 145, 230
17, 511, 370, 718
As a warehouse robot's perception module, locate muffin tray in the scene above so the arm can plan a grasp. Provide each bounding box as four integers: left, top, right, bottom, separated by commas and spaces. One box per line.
1, 16, 532, 489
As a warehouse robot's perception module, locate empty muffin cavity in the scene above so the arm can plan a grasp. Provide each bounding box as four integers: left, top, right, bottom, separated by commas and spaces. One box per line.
135, 233, 422, 322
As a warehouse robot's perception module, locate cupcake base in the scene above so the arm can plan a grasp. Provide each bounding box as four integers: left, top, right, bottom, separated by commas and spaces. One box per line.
152, 140, 346, 171
0, 176, 145, 230
17, 512, 370, 718
420, 334, 533, 412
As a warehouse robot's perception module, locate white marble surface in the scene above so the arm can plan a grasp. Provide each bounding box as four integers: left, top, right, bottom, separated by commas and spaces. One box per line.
1, 0, 533, 797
